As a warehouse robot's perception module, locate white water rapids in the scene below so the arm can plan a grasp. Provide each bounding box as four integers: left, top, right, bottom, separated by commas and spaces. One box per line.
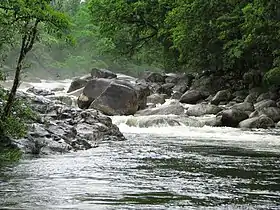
1, 78, 280, 209
1, 78, 279, 152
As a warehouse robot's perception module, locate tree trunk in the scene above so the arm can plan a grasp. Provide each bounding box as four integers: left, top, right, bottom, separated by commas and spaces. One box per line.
1, 20, 39, 120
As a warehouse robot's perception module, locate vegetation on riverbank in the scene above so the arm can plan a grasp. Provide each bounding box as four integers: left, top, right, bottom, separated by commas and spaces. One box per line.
0, 0, 70, 162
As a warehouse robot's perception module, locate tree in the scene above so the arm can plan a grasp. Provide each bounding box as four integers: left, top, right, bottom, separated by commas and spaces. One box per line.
88, 0, 179, 71
0, 0, 70, 127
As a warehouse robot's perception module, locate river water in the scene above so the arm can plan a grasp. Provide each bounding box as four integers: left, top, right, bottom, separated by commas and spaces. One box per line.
0, 80, 280, 209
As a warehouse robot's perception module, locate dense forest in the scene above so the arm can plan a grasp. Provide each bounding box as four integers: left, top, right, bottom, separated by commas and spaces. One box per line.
0, 0, 280, 161
0, 0, 279, 81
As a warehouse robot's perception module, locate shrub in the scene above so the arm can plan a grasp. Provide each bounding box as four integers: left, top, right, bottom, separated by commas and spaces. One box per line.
263, 67, 280, 87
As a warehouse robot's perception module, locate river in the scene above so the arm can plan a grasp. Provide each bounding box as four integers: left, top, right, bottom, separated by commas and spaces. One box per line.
0, 80, 280, 209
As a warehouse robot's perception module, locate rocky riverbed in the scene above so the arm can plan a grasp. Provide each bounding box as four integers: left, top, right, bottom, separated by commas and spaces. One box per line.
2, 68, 280, 156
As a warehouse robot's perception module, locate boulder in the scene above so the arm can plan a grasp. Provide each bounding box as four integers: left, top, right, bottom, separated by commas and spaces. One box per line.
191, 75, 229, 94
67, 78, 88, 93
259, 107, 280, 122
136, 101, 185, 116
27, 87, 54, 96
156, 83, 174, 96
249, 110, 259, 118
131, 80, 150, 110
244, 92, 260, 103
231, 102, 254, 112
239, 115, 275, 129
165, 74, 179, 84
47, 95, 74, 107
91, 68, 117, 79
211, 89, 232, 105
147, 93, 166, 105
220, 109, 249, 127
78, 78, 138, 115
172, 74, 194, 93
254, 99, 277, 111
144, 72, 166, 83
256, 91, 279, 102
276, 121, 280, 128
180, 90, 205, 104
15, 92, 126, 155
171, 91, 183, 100
243, 70, 262, 88
186, 103, 222, 117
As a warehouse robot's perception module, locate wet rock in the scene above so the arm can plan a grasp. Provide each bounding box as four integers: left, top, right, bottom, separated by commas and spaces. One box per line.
191, 75, 229, 94
172, 74, 194, 94
180, 90, 205, 104
133, 81, 150, 110
78, 78, 138, 115
51, 87, 65, 92
239, 115, 275, 129
244, 92, 260, 103
231, 102, 254, 112
156, 83, 174, 96
186, 103, 222, 117
47, 95, 74, 106
165, 74, 179, 84
171, 91, 183, 100
15, 91, 126, 155
211, 89, 232, 105
144, 72, 166, 83
91, 68, 117, 79
67, 78, 88, 93
254, 99, 277, 111
259, 107, 280, 122
27, 87, 54, 96
147, 93, 166, 105
220, 109, 249, 127
136, 101, 185, 116
256, 92, 279, 102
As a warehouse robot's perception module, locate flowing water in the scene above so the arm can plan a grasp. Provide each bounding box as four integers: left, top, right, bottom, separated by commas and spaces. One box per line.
0, 80, 280, 209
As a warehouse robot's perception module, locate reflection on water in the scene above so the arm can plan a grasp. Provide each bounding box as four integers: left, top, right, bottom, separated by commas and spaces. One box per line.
1, 128, 280, 210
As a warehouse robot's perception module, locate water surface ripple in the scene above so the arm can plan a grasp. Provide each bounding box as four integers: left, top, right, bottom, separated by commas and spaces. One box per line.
1, 127, 280, 209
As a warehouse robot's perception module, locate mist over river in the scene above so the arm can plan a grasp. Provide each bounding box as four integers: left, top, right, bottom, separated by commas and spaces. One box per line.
0, 79, 280, 209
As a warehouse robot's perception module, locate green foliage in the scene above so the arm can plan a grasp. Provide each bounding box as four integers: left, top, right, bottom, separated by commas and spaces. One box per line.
263, 67, 280, 87
87, 0, 280, 77
0, 146, 22, 164
0, 88, 36, 139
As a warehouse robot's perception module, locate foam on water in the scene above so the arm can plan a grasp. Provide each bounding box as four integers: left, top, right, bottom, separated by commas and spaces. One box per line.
3, 78, 280, 148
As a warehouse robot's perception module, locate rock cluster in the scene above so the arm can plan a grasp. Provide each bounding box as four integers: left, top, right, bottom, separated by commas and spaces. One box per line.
13, 91, 125, 155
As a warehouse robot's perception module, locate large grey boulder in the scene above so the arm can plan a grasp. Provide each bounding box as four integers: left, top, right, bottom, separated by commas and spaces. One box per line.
91, 68, 117, 79
186, 103, 222, 117
136, 101, 185, 116
180, 90, 205, 104
78, 78, 139, 115
244, 92, 260, 103
231, 102, 254, 112
259, 107, 280, 122
147, 93, 166, 105
220, 109, 249, 127
67, 78, 88, 93
15, 91, 126, 155
171, 91, 183, 100
211, 89, 232, 105
27, 87, 54, 96
239, 115, 275, 129
254, 99, 277, 111
144, 72, 166, 83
